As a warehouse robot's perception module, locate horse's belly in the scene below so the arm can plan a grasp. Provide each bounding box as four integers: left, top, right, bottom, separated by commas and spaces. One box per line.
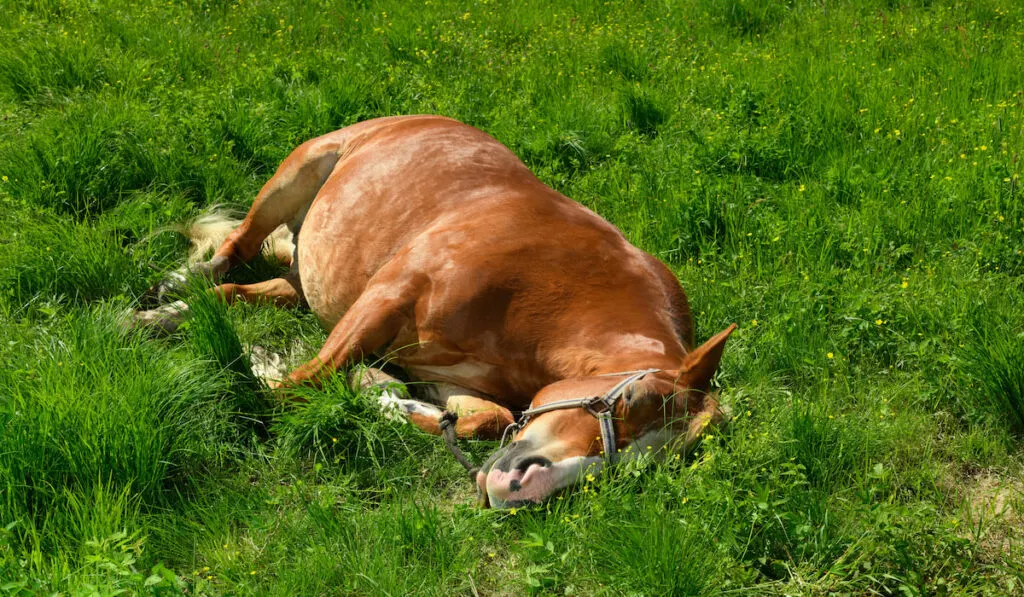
297, 263, 344, 330
296, 199, 367, 329
404, 360, 496, 387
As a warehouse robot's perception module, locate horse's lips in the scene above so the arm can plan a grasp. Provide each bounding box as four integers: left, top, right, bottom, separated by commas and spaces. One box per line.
485, 467, 552, 505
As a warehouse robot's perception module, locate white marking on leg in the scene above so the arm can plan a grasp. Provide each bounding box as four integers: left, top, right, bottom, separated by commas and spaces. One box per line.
161, 299, 189, 317
153, 269, 188, 303
376, 388, 444, 421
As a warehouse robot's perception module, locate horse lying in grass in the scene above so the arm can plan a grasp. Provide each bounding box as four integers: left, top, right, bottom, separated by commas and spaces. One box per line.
135, 115, 736, 508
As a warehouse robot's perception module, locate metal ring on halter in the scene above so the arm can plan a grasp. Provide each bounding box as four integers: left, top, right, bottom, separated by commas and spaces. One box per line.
499, 421, 522, 449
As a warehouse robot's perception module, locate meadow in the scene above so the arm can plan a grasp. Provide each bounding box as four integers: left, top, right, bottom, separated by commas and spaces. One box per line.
1, 0, 1023, 594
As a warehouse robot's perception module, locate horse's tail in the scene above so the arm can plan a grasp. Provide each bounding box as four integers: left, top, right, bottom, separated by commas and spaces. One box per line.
179, 206, 294, 266
180, 207, 240, 265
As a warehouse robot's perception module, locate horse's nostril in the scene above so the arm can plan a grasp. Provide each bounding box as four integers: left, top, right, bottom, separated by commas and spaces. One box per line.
514, 456, 552, 472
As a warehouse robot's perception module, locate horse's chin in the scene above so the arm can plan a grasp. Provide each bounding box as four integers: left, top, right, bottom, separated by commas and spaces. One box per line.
483, 455, 604, 509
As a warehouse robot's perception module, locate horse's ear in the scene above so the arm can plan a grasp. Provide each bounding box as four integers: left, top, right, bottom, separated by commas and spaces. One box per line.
679, 324, 736, 389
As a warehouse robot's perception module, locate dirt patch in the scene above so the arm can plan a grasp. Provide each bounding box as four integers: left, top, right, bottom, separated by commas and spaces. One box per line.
957, 469, 1023, 567
968, 475, 1020, 520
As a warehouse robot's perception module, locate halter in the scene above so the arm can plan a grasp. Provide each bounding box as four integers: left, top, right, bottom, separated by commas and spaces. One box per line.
440, 368, 661, 477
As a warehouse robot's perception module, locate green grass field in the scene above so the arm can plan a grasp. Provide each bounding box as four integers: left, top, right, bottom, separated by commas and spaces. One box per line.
1, 0, 1023, 594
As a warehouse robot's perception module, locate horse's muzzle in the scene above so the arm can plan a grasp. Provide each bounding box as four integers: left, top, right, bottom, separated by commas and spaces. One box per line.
476, 439, 561, 508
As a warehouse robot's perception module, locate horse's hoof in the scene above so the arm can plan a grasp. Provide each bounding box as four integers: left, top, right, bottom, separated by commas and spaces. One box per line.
126, 302, 189, 335
141, 271, 188, 308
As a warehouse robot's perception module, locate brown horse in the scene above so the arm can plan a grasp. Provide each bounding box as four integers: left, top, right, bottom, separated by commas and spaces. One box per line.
135, 115, 735, 508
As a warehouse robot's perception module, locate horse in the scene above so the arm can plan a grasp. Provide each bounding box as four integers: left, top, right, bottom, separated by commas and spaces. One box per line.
134, 115, 736, 508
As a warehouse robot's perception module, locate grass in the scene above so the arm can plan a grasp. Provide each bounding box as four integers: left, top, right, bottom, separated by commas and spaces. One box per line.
1, 0, 1023, 593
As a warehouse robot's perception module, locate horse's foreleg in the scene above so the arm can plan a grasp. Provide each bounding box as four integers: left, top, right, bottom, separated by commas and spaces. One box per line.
212, 275, 303, 308
435, 388, 514, 440
280, 299, 409, 389
357, 378, 513, 441
276, 264, 423, 390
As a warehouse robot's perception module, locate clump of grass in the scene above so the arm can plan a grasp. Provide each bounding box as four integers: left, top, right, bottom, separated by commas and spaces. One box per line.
0, 305, 238, 559
1, 105, 161, 217
0, 29, 112, 103
299, 500, 471, 593
599, 42, 648, 82
182, 279, 272, 420
701, 0, 791, 36
963, 327, 1024, 434
584, 499, 728, 594
620, 87, 666, 138
0, 217, 145, 314
784, 401, 866, 491
274, 373, 435, 486
184, 282, 254, 382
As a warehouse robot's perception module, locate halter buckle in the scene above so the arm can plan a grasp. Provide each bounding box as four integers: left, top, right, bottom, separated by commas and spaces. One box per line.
582, 395, 614, 417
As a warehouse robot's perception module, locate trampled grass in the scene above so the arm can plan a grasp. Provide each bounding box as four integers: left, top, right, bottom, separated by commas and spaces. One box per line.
1, 0, 1023, 594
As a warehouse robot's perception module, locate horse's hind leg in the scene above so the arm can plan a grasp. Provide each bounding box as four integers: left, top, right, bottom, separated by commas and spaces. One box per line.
211, 138, 342, 269
146, 135, 344, 303
134, 274, 303, 333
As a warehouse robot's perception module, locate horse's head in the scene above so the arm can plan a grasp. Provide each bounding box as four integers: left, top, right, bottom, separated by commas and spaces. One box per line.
476, 324, 736, 508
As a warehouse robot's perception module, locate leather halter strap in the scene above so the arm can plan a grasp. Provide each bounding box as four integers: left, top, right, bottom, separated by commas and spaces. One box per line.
440, 368, 662, 478
502, 368, 661, 465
